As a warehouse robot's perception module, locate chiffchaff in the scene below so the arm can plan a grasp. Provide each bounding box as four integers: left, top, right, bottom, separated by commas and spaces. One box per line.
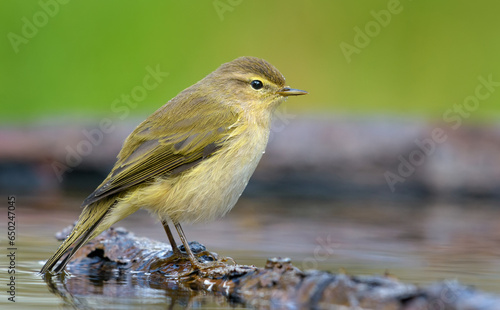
41, 56, 307, 274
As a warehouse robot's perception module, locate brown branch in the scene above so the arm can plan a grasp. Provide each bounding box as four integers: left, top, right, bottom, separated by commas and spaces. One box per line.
44, 227, 500, 309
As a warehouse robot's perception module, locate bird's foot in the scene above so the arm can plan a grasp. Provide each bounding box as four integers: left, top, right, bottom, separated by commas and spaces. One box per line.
190, 250, 236, 269
152, 244, 236, 278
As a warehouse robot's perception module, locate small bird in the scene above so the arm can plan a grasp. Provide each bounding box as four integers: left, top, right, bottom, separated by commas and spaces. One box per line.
40, 56, 307, 274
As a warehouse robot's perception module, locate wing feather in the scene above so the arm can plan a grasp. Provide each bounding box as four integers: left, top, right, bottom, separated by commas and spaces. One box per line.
82, 107, 239, 206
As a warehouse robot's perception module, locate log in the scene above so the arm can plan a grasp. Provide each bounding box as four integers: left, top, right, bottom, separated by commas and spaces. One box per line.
44, 226, 500, 309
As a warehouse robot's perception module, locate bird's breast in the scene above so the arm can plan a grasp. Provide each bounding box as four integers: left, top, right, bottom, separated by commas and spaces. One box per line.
141, 124, 270, 224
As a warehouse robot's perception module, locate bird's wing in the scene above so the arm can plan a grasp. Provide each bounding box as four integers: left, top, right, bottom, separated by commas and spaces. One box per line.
82, 108, 239, 206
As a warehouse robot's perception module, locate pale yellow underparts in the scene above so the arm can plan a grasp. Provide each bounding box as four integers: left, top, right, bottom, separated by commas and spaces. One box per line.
101, 109, 274, 228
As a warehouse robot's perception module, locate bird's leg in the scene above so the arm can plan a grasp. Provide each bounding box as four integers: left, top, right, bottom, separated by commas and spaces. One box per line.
161, 220, 182, 256
158, 219, 234, 273
151, 220, 196, 277
173, 221, 225, 269
173, 221, 203, 268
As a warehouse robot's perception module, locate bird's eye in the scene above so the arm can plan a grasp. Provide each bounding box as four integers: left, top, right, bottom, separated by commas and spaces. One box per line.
250, 80, 263, 90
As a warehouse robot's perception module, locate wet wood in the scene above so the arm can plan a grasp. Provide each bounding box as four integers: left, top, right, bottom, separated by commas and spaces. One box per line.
45, 226, 500, 309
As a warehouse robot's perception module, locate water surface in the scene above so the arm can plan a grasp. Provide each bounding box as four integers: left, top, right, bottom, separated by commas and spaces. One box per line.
2, 195, 499, 308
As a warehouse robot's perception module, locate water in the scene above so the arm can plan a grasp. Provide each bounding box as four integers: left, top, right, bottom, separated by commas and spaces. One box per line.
1, 195, 500, 309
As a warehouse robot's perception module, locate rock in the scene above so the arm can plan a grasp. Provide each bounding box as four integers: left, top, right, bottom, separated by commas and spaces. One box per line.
43, 227, 500, 309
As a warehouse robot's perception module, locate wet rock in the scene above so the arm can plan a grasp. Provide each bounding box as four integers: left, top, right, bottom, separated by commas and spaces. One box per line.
44, 227, 500, 309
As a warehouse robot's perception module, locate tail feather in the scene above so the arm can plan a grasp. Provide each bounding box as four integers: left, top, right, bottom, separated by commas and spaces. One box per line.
40, 200, 115, 274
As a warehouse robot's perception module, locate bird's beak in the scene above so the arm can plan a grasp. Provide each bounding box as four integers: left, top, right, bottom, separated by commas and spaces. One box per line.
277, 87, 308, 96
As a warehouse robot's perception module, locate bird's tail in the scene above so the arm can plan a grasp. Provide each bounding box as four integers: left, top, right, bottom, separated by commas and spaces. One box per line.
40, 199, 116, 274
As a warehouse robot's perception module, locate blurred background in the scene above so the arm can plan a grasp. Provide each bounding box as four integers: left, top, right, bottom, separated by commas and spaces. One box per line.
2, 0, 500, 306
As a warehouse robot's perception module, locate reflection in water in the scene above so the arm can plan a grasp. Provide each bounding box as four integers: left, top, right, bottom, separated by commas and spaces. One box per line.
3, 195, 500, 308
43, 272, 241, 309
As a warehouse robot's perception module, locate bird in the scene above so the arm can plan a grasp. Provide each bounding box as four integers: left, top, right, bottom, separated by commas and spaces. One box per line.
40, 56, 307, 274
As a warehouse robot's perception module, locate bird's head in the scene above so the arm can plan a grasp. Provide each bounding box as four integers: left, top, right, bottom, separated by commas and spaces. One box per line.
203, 56, 307, 115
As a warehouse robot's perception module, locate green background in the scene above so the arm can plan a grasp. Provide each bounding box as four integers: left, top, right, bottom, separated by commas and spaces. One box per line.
2, 0, 500, 123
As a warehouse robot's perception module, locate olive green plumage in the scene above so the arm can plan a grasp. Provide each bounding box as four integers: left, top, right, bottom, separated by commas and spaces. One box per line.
41, 56, 306, 274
